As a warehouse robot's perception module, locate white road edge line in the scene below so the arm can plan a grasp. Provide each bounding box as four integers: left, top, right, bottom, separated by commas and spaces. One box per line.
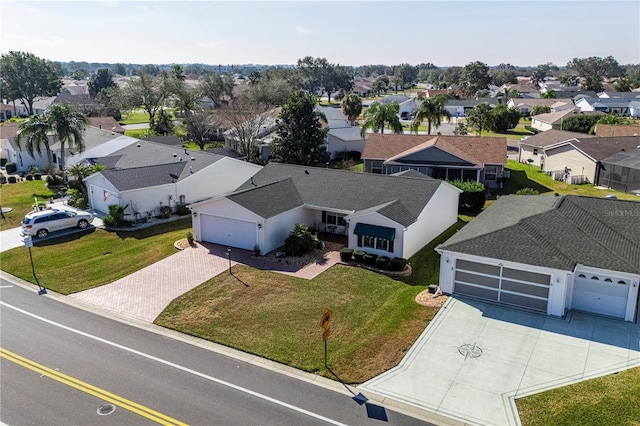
1, 301, 348, 426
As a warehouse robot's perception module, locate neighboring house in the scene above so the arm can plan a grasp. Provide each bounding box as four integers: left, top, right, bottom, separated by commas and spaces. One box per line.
502, 83, 540, 98
327, 126, 366, 160
1, 124, 135, 173
444, 98, 499, 118
84, 140, 262, 218
378, 94, 410, 105
436, 195, 640, 322
597, 148, 640, 194
141, 135, 183, 146
506, 98, 575, 115
0, 104, 15, 122
32, 96, 57, 115
1, 102, 28, 117
598, 91, 640, 100
398, 98, 422, 117
518, 132, 640, 184
595, 123, 640, 137
575, 97, 632, 116
361, 134, 507, 189
223, 113, 278, 161
529, 108, 579, 132
189, 162, 462, 259
88, 117, 125, 134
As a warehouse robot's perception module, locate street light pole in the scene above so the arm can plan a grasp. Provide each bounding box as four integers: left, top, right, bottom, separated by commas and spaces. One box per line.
227, 247, 232, 275
24, 236, 46, 295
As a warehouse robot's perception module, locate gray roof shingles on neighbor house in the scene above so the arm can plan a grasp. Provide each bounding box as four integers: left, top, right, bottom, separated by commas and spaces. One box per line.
231, 162, 443, 226
439, 195, 640, 274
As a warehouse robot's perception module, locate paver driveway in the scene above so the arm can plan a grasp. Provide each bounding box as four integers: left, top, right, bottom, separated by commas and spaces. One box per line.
360, 297, 640, 426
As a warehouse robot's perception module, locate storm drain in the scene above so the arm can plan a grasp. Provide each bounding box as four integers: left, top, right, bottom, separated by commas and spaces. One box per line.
97, 404, 116, 415
458, 342, 483, 361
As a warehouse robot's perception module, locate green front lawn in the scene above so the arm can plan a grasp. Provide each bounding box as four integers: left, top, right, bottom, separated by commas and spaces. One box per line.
156, 264, 438, 384
0, 219, 191, 294
502, 160, 639, 201
516, 367, 640, 426
0, 180, 58, 230
119, 110, 150, 125
124, 129, 151, 139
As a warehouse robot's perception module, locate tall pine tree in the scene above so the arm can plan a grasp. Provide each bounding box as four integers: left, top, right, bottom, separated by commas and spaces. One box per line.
273, 91, 328, 166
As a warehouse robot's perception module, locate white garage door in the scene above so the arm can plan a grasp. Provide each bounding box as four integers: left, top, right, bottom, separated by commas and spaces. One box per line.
454, 259, 550, 312
90, 186, 118, 215
572, 273, 630, 318
200, 215, 256, 250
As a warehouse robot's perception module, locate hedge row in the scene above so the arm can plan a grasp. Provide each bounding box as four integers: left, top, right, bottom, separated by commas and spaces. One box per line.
340, 248, 407, 272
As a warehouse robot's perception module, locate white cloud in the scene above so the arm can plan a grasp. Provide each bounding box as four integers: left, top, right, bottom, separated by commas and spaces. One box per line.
295, 26, 312, 35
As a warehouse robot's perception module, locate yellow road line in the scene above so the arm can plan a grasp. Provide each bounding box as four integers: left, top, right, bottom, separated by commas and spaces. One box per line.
0, 347, 188, 426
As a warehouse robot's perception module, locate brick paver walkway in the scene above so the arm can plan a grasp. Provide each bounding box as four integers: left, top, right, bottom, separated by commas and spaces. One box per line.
70, 242, 341, 323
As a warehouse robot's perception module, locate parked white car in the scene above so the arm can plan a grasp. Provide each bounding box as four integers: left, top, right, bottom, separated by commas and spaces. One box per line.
22, 209, 94, 239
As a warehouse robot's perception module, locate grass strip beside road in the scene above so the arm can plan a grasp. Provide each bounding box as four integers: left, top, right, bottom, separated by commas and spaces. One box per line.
0, 219, 191, 294
156, 264, 438, 384
516, 367, 640, 426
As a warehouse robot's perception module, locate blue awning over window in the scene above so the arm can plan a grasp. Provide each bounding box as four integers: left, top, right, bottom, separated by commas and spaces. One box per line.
353, 223, 396, 241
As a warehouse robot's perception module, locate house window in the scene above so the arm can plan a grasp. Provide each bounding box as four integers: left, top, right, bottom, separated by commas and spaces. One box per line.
322, 211, 346, 226
533, 148, 538, 156
354, 223, 396, 253
484, 165, 498, 181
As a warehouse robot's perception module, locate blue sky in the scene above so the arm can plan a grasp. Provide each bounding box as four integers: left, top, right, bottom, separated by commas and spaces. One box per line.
1, 1, 639, 67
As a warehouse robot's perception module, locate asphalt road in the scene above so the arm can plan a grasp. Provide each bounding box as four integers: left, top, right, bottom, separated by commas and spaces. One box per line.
0, 278, 434, 426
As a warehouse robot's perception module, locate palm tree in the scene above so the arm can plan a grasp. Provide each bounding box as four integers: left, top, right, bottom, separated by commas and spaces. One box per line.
46, 103, 88, 182
15, 114, 55, 174
359, 102, 403, 139
411, 95, 452, 135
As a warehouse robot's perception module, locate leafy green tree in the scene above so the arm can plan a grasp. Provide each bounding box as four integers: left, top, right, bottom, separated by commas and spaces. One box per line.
372, 78, 387, 95
273, 91, 328, 166
171, 64, 186, 81
0, 51, 62, 115
88, 69, 116, 98
466, 103, 493, 135
392, 64, 418, 87
200, 72, 235, 107
217, 96, 273, 163
540, 91, 557, 99
490, 104, 521, 133
531, 105, 552, 116
613, 76, 632, 92
558, 74, 580, 86
46, 103, 88, 182
449, 180, 486, 214
567, 56, 624, 92
529, 63, 557, 88
152, 108, 174, 135
184, 110, 217, 150
411, 94, 451, 135
359, 102, 403, 138
111, 70, 171, 129
460, 61, 491, 98
111, 63, 127, 76
246, 77, 293, 106
490, 68, 518, 86
453, 122, 468, 135
391, 77, 403, 94
296, 57, 351, 103
341, 93, 362, 125
561, 114, 600, 134
15, 114, 55, 174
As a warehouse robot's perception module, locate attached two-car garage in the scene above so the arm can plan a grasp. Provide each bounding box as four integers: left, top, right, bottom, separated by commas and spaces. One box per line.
199, 214, 257, 251
572, 272, 631, 319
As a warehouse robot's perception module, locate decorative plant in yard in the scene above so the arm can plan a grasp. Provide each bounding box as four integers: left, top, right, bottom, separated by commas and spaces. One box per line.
102, 204, 130, 228
284, 224, 320, 256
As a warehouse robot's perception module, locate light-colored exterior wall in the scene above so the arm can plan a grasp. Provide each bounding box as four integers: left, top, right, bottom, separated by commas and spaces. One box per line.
261, 207, 309, 254
403, 183, 460, 259
192, 198, 261, 243
545, 144, 597, 182
531, 117, 554, 132
518, 144, 545, 168
3, 143, 52, 172
347, 212, 405, 258
326, 134, 366, 160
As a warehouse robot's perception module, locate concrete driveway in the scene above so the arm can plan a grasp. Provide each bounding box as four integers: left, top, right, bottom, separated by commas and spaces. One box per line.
360, 297, 640, 426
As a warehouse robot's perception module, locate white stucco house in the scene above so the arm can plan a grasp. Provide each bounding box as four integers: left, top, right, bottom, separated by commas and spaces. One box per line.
437, 195, 640, 322
84, 140, 262, 219
190, 162, 462, 259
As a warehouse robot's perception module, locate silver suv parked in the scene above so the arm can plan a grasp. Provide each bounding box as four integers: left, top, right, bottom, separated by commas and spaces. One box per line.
22, 209, 94, 239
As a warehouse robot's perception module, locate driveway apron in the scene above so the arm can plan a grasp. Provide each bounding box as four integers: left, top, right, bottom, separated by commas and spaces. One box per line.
360, 297, 640, 426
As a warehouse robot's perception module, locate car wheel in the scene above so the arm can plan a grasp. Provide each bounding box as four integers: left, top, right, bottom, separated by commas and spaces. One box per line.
36, 229, 49, 239
78, 219, 89, 229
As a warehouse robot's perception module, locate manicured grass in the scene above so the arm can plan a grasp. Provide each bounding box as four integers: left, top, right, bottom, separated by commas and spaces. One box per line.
155, 264, 438, 384
502, 160, 639, 201
516, 367, 640, 426
0, 219, 192, 294
119, 110, 150, 125
0, 180, 58, 230
124, 129, 151, 138
182, 141, 224, 151
400, 220, 467, 286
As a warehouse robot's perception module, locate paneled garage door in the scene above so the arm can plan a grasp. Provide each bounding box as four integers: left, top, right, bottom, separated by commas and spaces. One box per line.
200, 215, 256, 250
572, 273, 630, 319
454, 259, 550, 312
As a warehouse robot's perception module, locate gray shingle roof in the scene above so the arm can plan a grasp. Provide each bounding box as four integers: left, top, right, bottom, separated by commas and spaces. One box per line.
233, 162, 445, 226
100, 162, 187, 191
601, 148, 640, 168
439, 195, 640, 274
228, 178, 304, 218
